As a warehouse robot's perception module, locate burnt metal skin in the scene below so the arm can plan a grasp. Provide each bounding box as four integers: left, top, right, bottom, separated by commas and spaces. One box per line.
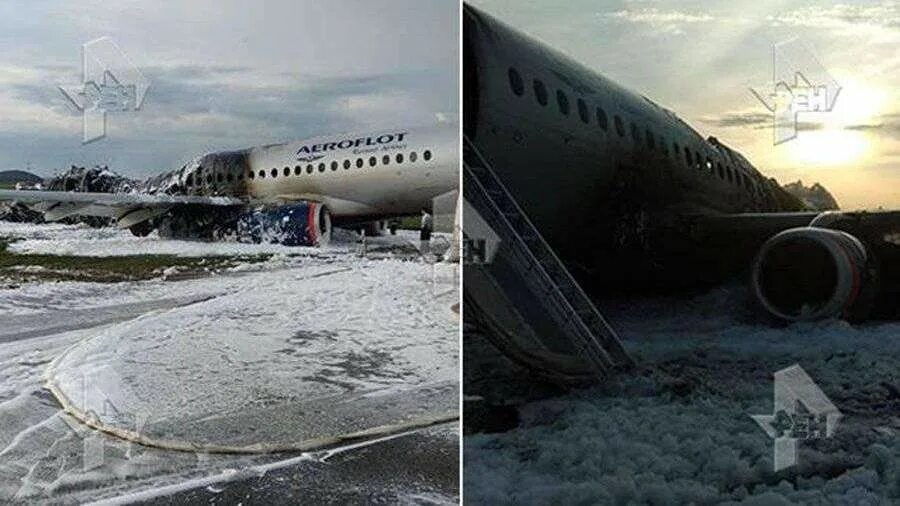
463, 5, 900, 317
1, 123, 459, 244
147, 124, 457, 240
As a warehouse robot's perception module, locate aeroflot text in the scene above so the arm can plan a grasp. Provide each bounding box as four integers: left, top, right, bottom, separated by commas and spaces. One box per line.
296, 132, 408, 156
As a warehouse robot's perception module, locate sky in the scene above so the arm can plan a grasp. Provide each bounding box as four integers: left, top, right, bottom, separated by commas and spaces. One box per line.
0, 0, 458, 179
471, 0, 900, 210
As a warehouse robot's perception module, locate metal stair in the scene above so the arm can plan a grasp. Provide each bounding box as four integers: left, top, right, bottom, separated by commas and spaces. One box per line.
463, 137, 634, 379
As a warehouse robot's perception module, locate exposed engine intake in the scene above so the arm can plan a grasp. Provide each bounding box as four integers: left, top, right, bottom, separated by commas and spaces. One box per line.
752, 227, 871, 321
235, 202, 331, 246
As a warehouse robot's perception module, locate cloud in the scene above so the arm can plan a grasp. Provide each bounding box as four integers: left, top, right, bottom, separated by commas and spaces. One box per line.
768, 3, 900, 40
844, 113, 900, 138
605, 8, 715, 35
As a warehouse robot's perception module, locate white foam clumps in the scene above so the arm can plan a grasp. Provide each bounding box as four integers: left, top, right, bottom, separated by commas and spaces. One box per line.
465, 285, 900, 504
44, 256, 458, 451
0, 221, 336, 257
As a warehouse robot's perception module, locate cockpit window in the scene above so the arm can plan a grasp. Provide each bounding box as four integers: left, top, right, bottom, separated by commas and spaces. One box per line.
508, 68, 524, 96
614, 115, 625, 137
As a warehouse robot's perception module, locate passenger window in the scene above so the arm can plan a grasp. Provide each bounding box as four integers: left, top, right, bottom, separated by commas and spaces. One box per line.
381, 155, 389, 165
396, 153, 404, 164
307, 164, 313, 174
369, 156, 377, 167
646, 129, 655, 150
270, 168, 277, 178
330, 161, 337, 171
508, 68, 524, 96
716, 163, 724, 179
556, 90, 569, 115
217, 173, 223, 183
226, 173, 233, 183
424, 150, 432, 161
410, 152, 418, 162
343, 160, 351, 169
727, 168, 734, 183
596, 107, 608, 130
660, 137, 668, 155
356, 158, 363, 168
258, 170, 265, 179
248, 171, 255, 180
577, 98, 589, 123
294, 165, 301, 175
318, 163, 325, 172
185, 174, 193, 186
614, 115, 625, 137
533, 79, 548, 106
630, 123, 640, 143
685, 149, 693, 166
283, 167, 290, 177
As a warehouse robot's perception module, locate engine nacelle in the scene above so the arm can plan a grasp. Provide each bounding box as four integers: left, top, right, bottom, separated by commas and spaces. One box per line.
236, 202, 331, 246
752, 227, 872, 321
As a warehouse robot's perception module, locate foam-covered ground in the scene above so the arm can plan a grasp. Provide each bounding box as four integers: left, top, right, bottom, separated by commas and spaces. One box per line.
0, 221, 334, 257
0, 223, 459, 504
464, 285, 900, 505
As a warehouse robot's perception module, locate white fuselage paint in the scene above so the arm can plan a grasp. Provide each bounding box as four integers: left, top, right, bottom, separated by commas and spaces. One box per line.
235, 123, 457, 218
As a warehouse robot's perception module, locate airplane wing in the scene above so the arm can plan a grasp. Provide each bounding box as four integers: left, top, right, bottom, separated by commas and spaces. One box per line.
0, 189, 245, 229
691, 210, 900, 244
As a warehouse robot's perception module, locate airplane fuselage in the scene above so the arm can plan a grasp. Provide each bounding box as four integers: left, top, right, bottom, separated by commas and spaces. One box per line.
463, 6, 806, 288
153, 122, 459, 222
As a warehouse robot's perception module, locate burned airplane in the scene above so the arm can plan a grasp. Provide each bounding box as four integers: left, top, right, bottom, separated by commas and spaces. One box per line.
462, 5, 900, 381
0, 123, 458, 246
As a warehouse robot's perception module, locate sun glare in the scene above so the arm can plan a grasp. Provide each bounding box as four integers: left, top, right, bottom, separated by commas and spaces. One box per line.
777, 77, 884, 166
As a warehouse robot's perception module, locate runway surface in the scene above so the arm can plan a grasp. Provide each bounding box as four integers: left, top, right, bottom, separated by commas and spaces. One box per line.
0, 223, 459, 504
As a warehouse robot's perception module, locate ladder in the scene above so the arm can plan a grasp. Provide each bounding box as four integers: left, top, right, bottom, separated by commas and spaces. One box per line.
463, 137, 635, 379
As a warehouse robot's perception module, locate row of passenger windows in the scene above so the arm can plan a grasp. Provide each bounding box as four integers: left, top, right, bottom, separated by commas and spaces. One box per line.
185, 150, 432, 187
507, 67, 763, 195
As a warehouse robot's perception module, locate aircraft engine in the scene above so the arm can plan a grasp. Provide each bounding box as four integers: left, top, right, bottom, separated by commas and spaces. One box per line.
751, 227, 872, 321
235, 202, 331, 246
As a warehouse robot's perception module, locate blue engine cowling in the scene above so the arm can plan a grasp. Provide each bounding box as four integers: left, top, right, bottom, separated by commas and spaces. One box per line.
235, 202, 331, 246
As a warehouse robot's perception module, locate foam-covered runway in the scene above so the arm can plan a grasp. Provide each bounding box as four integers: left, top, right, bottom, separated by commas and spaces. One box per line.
0, 223, 459, 504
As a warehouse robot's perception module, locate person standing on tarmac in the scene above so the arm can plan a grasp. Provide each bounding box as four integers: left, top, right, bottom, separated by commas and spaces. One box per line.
420, 208, 433, 255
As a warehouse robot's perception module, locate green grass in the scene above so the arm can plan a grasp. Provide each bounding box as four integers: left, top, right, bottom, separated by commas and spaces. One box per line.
395, 215, 421, 230
0, 236, 272, 283
0, 182, 17, 190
